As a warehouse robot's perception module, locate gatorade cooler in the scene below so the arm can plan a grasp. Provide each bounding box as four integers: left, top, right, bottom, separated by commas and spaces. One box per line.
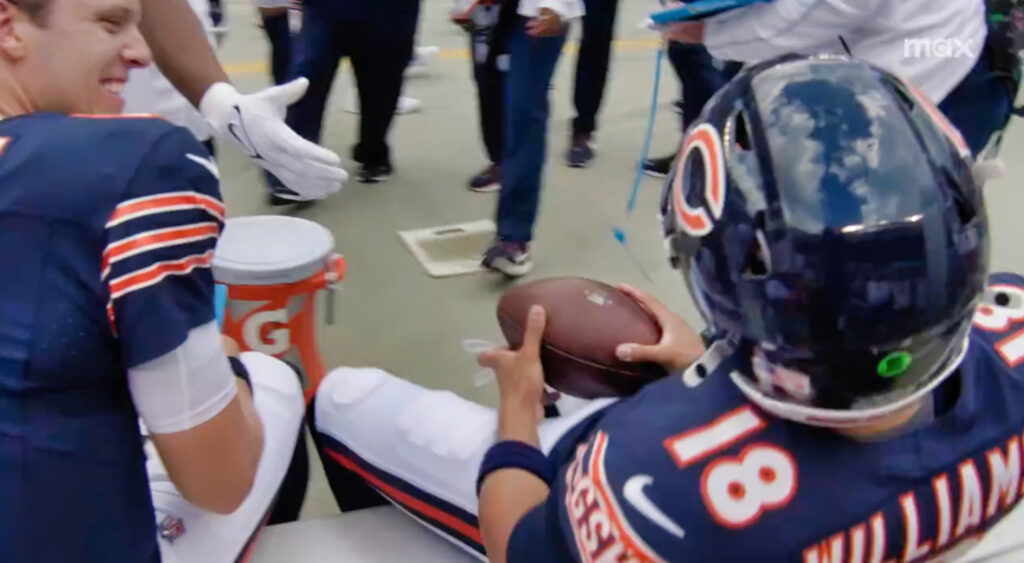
212, 216, 345, 399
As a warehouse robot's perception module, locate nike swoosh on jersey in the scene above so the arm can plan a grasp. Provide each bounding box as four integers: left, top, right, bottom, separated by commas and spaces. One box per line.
186, 153, 220, 180
623, 475, 686, 539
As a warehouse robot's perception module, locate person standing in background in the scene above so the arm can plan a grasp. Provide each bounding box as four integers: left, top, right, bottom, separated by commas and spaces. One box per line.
254, 0, 294, 87
453, 0, 508, 192
129, 0, 346, 204
659, 0, 1014, 156
564, 0, 618, 168
641, 41, 741, 178
275, 0, 421, 190
481, 0, 585, 277
123, 0, 217, 154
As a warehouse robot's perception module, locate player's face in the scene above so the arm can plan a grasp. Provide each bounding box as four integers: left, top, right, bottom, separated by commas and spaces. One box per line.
19, 0, 151, 114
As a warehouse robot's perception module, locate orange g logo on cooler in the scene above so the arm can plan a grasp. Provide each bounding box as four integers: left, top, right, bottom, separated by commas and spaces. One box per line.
242, 308, 292, 356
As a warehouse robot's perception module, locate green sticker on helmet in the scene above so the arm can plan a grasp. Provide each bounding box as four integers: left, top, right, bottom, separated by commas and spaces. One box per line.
878, 351, 912, 378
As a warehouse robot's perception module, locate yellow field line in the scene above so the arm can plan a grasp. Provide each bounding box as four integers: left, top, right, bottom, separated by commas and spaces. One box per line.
222, 37, 661, 77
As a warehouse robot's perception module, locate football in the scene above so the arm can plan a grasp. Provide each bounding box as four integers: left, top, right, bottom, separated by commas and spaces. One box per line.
497, 277, 667, 398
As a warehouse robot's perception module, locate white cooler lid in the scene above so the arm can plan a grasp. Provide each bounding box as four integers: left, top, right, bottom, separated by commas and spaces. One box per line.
213, 216, 335, 285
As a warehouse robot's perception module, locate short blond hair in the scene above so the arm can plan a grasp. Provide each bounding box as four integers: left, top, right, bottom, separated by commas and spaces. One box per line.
8, 0, 51, 24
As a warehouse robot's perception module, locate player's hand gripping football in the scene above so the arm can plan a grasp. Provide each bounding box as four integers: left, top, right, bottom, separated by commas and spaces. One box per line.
615, 284, 705, 374
479, 306, 548, 425
199, 79, 348, 200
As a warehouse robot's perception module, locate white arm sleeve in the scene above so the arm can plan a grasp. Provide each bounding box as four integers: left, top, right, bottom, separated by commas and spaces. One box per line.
704, 0, 877, 62
128, 321, 238, 434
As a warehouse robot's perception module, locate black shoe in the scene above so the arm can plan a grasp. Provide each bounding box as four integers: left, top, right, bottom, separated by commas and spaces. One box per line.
208, 0, 224, 27
468, 164, 500, 193
565, 133, 595, 168
641, 154, 675, 179
264, 171, 307, 206
357, 163, 393, 184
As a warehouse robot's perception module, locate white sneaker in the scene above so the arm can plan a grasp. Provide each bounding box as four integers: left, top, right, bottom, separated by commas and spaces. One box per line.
396, 96, 422, 114
410, 46, 440, 68
342, 95, 422, 115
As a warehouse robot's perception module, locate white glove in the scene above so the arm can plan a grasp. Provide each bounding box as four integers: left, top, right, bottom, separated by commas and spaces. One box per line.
200, 79, 347, 200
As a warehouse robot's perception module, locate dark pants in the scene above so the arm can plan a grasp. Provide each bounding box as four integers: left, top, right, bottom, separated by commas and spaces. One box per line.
938, 48, 1016, 156
572, 0, 619, 136
496, 18, 567, 243
667, 42, 742, 131
260, 11, 293, 86
286, 1, 418, 168
471, 27, 508, 165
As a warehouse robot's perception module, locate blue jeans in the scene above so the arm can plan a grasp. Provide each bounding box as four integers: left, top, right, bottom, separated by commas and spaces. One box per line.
938, 48, 1015, 156
496, 19, 567, 243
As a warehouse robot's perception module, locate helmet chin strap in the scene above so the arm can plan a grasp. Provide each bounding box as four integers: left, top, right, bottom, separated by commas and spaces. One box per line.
732, 333, 970, 429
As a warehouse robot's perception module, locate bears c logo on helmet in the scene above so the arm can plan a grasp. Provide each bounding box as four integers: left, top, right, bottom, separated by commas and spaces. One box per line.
673, 123, 727, 237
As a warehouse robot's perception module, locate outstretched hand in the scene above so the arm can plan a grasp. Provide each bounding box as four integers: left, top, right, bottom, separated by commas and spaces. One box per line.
615, 284, 705, 373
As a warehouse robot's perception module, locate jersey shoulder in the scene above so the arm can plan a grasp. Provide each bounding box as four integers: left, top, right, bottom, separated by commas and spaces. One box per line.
968, 272, 1024, 373
0, 112, 184, 166
0, 113, 215, 228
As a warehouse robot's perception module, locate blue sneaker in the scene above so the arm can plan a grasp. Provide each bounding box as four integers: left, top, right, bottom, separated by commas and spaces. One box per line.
482, 241, 532, 277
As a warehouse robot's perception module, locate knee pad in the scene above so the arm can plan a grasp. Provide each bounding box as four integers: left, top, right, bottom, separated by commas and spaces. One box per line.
396, 390, 496, 463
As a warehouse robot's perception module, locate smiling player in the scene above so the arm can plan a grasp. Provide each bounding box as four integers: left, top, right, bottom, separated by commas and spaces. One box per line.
0, 1, 300, 561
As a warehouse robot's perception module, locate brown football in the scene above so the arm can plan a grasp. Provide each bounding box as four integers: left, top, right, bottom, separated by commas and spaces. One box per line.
497, 277, 667, 398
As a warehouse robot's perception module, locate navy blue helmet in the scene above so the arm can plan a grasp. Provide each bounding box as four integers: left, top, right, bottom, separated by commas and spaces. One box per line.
661, 54, 988, 427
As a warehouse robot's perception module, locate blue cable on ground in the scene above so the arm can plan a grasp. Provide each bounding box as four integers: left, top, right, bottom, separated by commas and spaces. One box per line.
613, 46, 665, 282
627, 46, 664, 216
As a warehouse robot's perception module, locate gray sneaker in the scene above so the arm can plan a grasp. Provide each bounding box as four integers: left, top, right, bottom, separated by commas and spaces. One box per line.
482, 241, 532, 277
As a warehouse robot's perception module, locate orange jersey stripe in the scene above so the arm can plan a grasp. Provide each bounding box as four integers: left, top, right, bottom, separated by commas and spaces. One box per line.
107, 191, 224, 228
108, 250, 214, 301
102, 223, 219, 278
324, 449, 484, 545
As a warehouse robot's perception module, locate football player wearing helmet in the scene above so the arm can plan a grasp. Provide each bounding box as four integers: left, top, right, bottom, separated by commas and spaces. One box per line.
310, 54, 1023, 563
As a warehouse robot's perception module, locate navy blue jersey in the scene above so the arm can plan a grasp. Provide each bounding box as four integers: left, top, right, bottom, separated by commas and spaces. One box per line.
510, 273, 1024, 563
0, 113, 224, 562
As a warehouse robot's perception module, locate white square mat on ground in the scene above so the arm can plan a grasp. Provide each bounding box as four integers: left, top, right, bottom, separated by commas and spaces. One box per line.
399, 219, 497, 278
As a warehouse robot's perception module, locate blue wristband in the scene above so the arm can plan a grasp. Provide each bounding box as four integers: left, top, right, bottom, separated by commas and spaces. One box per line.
477, 441, 553, 496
